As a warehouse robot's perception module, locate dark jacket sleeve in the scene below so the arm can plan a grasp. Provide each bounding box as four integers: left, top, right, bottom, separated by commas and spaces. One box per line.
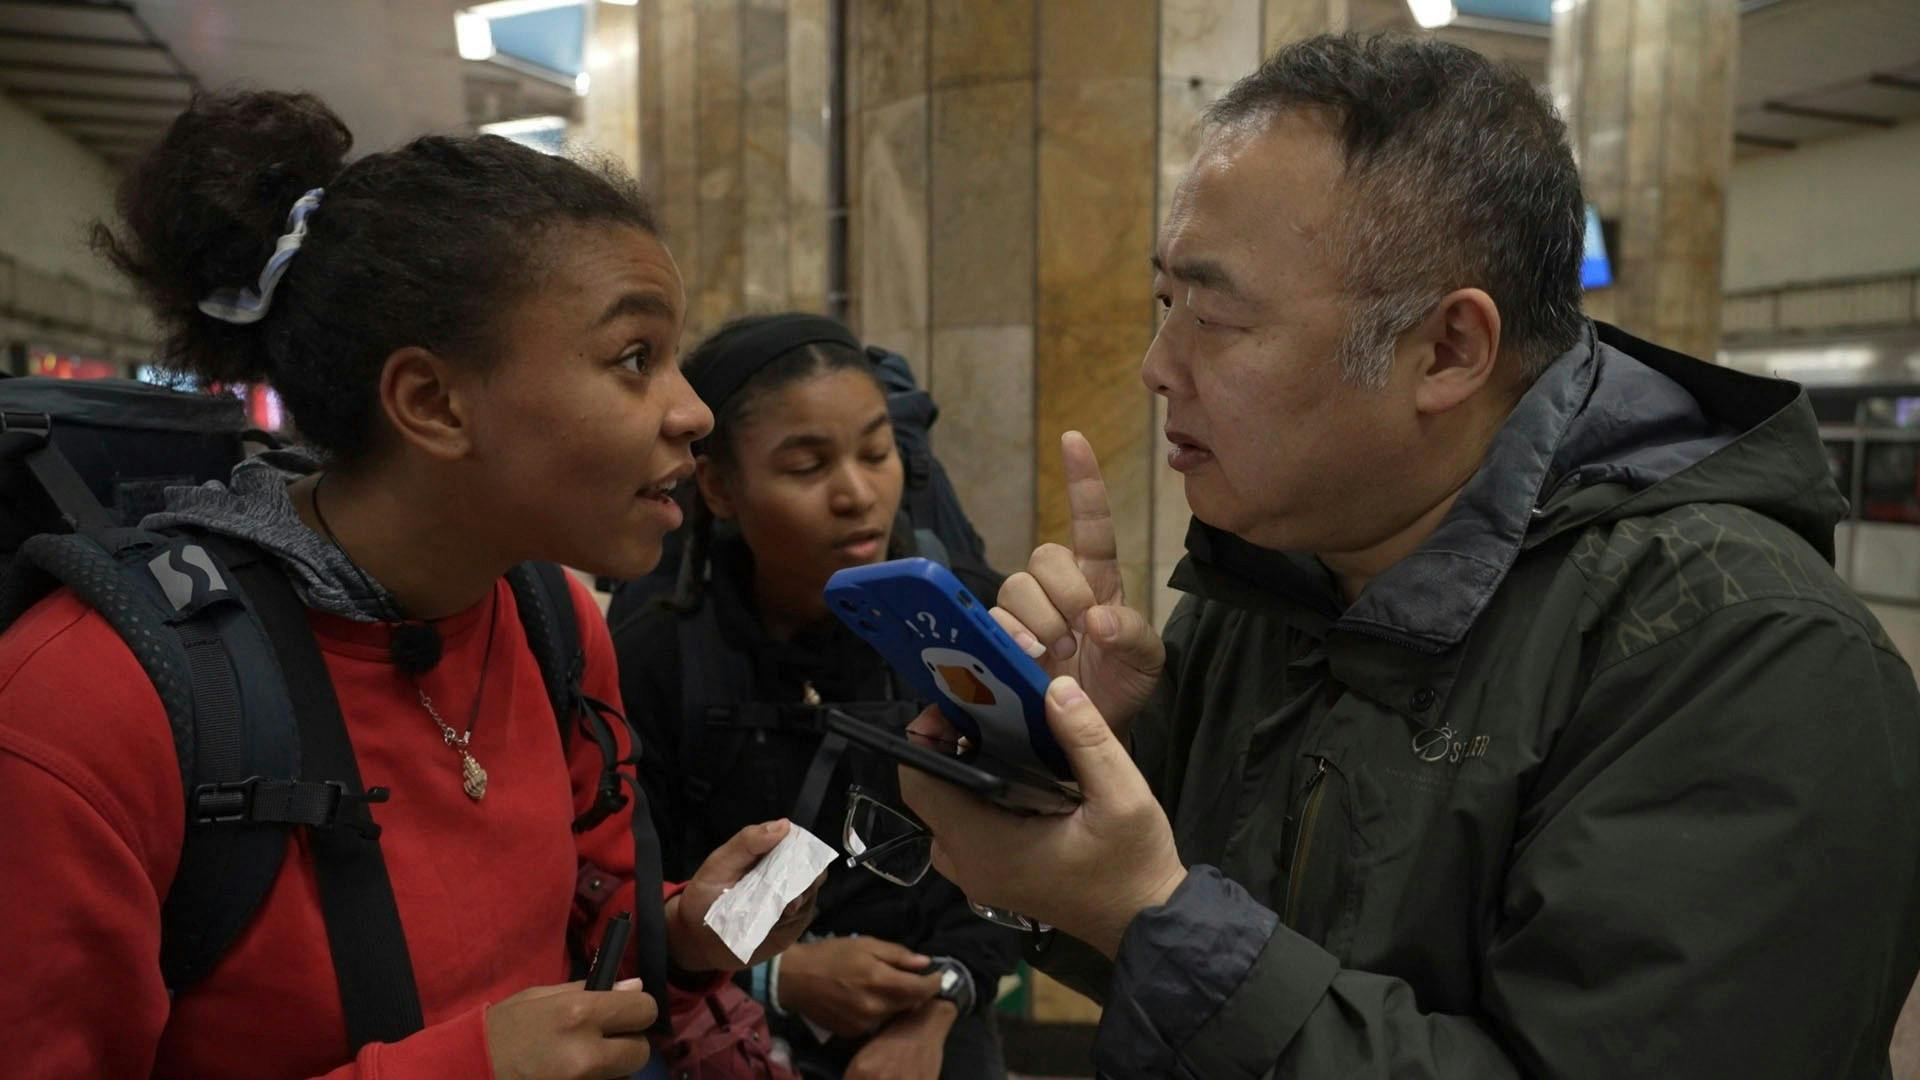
1090, 600, 1920, 1079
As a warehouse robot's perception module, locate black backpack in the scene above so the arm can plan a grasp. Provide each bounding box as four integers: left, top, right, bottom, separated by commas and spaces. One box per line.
0, 376, 667, 1049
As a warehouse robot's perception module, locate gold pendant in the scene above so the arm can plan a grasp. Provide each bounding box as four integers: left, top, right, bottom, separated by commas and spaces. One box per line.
461, 752, 488, 801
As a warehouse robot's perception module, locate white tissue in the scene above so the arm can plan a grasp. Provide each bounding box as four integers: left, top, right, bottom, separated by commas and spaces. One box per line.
701, 824, 837, 965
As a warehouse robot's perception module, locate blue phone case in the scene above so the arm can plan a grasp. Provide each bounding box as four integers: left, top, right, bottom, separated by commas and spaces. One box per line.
825, 558, 1070, 780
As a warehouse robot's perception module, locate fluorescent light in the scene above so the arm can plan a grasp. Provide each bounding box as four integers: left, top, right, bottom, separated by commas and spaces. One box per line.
454, 12, 494, 60
466, 0, 584, 18
600, 0, 639, 6
480, 115, 569, 156
1406, 0, 1456, 28
480, 115, 569, 137
574, 71, 591, 96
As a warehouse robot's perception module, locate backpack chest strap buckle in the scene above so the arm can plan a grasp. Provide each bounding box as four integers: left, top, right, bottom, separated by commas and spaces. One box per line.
190, 777, 390, 838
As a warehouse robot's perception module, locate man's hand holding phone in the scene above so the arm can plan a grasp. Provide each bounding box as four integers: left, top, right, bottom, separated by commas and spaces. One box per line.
899, 433, 1186, 958
990, 431, 1166, 742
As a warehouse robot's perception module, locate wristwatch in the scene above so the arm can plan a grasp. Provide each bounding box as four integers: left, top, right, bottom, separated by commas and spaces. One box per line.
924, 956, 977, 1016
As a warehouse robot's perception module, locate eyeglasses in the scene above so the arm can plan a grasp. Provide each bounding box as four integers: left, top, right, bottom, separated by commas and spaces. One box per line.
842, 785, 1047, 932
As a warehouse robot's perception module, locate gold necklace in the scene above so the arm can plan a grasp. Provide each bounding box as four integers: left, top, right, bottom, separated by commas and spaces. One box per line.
415, 588, 501, 801
310, 472, 498, 802
416, 687, 488, 800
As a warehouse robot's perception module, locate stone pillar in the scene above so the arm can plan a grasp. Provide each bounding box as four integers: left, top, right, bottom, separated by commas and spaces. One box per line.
846, 0, 931, 385
637, 0, 833, 342
582, 1, 642, 178
1034, 0, 1159, 608
691, 0, 746, 334
645, 0, 703, 326
1551, 0, 1738, 359
928, 0, 1037, 574
787, 0, 832, 314
840, 0, 1161, 593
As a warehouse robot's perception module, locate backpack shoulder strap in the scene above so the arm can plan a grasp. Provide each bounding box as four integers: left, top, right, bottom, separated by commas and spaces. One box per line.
9, 528, 422, 1048
505, 561, 670, 1033
10, 529, 304, 991
506, 562, 580, 734
195, 534, 425, 1049
507, 562, 633, 830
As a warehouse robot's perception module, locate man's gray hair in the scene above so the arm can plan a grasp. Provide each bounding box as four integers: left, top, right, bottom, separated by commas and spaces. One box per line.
1207, 34, 1586, 388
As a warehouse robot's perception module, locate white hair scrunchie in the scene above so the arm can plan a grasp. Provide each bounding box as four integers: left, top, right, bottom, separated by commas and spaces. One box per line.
196, 187, 324, 325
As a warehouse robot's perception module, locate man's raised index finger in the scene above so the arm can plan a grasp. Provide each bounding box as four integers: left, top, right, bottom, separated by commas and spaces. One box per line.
1062, 431, 1122, 602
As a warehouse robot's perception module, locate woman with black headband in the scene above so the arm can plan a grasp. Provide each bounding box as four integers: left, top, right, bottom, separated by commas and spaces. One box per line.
0, 91, 820, 1078
611, 314, 1019, 1080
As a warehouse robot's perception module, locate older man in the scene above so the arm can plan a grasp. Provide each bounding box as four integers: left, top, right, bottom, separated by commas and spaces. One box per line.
902, 33, 1920, 1080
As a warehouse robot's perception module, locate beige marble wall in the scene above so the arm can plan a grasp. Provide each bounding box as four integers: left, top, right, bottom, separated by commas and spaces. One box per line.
582, 2, 642, 179
787, 0, 831, 314
691, 0, 746, 338
841, 0, 865, 334
656, 0, 701, 318
1553, 0, 1736, 359
638, 0, 666, 194
1034, 0, 1158, 610
851, 0, 931, 385
742, 1, 791, 314
926, 0, 1036, 572
644, 0, 829, 345
1265, 0, 1349, 52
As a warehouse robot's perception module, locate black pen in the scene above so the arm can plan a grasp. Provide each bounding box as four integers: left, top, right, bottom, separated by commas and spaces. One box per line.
585, 911, 633, 991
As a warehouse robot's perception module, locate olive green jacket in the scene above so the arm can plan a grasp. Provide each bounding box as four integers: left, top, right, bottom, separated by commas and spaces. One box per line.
1045, 323, 1920, 1079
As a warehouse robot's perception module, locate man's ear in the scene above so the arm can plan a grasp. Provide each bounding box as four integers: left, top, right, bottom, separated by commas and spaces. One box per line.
1410, 288, 1502, 416
378, 346, 474, 461
696, 456, 735, 521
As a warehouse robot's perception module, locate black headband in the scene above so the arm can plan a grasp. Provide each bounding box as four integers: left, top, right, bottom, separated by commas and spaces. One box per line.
687, 315, 864, 413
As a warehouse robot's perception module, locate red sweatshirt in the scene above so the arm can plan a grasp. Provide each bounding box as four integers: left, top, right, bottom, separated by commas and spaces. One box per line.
0, 573, 658, 1078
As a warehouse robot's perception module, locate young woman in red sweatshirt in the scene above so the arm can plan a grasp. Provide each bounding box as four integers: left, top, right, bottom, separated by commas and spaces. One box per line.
0, 90, 816, 1078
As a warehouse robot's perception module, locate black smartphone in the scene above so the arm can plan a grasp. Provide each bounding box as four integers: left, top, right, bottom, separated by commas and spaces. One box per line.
824, 708, 1081, 816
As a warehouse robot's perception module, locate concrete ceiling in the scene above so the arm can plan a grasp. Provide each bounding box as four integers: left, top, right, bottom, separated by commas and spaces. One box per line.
0, 0, 575, 169
131, 0, 471, 155
4, 0, 1915, 169
1424, 0, 1920, 156
1733, 0, 1920, 154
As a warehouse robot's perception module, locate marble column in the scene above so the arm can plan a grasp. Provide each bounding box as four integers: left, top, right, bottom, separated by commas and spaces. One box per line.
848, 0, 931, 385
742, 1, 792, 313
1551, 0, 1737, 359
1033, 0, 1159, 609
927, 0, 1037, 573
648, 0, 703, 327
582, 1, 643, 179
787, 0, 832, 314
638, 0, 831, 343
691, 0, 746, 336
637, 0, 666, 195
1265, 0, 1348, 52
